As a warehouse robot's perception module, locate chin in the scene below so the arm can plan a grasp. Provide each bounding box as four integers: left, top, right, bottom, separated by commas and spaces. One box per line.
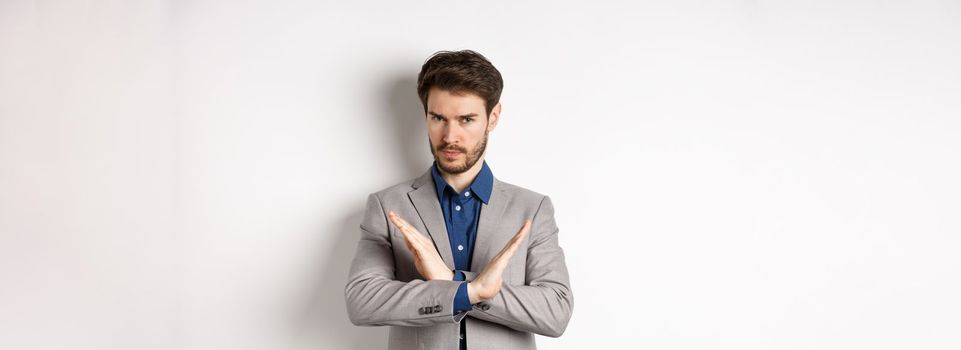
437, 160, 469, 174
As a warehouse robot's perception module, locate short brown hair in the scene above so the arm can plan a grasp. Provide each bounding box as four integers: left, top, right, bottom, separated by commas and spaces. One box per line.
416, 50, 503, 116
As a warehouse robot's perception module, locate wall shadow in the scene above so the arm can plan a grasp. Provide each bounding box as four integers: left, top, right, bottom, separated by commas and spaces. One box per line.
294, 70, 428, 349
383, 73, 431, 179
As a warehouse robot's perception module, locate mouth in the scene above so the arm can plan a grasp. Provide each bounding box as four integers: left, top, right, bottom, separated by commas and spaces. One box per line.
441, 150, 461, 158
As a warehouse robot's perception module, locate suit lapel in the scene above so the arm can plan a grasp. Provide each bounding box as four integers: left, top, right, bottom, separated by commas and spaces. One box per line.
408, 170, 455, 268
471, 178, 509, 271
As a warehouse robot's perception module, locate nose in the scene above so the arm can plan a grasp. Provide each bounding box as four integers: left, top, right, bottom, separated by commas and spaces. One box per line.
442, 124, 460, 145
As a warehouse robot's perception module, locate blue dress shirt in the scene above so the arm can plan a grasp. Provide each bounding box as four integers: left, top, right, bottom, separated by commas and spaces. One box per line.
430, 160, 493, 350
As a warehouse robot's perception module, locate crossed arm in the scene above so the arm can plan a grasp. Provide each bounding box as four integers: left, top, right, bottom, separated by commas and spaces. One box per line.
344, 193, 573, 337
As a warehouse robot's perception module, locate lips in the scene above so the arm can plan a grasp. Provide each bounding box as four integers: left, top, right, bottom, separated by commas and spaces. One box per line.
442, 150, 461, 157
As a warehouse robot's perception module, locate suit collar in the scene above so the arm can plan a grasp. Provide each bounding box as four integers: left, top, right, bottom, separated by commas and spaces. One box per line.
408, 165, 509, 271
408, 171, 454, 267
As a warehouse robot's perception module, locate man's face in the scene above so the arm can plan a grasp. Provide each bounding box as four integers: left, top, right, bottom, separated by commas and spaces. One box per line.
426, 87, 499, 175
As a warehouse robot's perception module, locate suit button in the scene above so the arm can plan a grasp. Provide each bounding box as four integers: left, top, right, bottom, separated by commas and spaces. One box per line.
433, 305, 442, 313
418, 307, 425, 315
481, 303, 491, 311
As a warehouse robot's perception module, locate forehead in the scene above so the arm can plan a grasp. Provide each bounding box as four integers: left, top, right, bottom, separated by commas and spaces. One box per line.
426, 87, 486, 114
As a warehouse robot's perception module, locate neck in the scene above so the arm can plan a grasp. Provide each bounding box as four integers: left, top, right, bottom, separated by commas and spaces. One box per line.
437, 156, 485, 193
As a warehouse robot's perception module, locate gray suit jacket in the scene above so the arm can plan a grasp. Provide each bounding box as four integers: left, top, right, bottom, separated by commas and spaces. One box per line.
345, 168, 574, 349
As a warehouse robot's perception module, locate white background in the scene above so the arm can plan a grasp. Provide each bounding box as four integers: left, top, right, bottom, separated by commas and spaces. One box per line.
2, 1, 959, 349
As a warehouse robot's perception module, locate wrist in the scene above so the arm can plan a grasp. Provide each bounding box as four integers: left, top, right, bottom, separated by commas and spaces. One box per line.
467, 281, 482, 304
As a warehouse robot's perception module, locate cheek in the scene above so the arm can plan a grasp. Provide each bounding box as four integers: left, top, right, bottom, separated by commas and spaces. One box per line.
468, 128, 487, 143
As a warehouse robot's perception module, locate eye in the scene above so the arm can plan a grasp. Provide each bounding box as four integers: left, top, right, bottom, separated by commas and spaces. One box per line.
431, 115, 444, 121
461, 117, 474, 123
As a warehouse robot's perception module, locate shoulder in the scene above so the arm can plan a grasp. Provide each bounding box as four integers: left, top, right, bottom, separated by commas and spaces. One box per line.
368, 176, 418, 202
495, 177, 552, 208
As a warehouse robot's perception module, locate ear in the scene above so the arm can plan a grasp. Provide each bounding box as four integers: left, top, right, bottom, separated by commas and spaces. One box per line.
487, 102, 502, 132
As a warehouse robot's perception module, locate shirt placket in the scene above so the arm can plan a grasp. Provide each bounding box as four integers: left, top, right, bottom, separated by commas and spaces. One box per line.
452, 191, 470, 269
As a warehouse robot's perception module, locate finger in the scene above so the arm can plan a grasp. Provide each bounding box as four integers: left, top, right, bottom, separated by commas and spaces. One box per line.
489, 219, 531, 269
499, 219, 531, 257
401, 230, 419, 255
388, 211, 409, 231
397, 216, 431, 245
400, 230, 425, 260
388, 212, 411, 238
389, 212, 420, 243
389, 212, 439, 258
404, 236, 419, 257
511, 219, 534, 250
389, 211, 425, 253
389, 212, 429, 242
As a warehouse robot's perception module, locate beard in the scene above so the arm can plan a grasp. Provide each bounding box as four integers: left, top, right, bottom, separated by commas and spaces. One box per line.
429, 129, 488, 175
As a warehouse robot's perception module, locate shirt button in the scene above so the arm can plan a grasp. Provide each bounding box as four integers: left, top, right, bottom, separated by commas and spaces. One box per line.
457, 245, 464, 251
455, 205, 461, 211
465, 191, 470, 197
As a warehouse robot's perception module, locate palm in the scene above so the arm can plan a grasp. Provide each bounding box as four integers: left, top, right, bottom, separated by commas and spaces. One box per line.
468, 220, 531, 304
388, 211, 454, 281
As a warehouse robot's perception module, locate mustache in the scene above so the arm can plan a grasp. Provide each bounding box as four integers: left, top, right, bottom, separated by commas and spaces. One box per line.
437, 144, 467, 153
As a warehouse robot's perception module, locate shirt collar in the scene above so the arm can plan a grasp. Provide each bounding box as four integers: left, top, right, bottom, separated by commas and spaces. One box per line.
430, 160, 494, 204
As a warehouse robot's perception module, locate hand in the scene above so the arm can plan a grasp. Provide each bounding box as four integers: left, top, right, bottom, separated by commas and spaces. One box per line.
468, 219, 531, 304
388, 211, 454, 281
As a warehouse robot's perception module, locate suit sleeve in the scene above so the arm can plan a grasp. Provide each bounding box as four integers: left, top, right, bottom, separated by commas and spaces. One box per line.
467, 196, 574, 337
344, 193, 462, 327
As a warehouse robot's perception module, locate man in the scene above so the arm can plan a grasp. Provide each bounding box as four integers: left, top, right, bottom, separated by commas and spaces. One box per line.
345, 50, 573, 349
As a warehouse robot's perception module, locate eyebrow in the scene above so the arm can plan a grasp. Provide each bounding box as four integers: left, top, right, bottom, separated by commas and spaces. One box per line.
428, 111, 479, 120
